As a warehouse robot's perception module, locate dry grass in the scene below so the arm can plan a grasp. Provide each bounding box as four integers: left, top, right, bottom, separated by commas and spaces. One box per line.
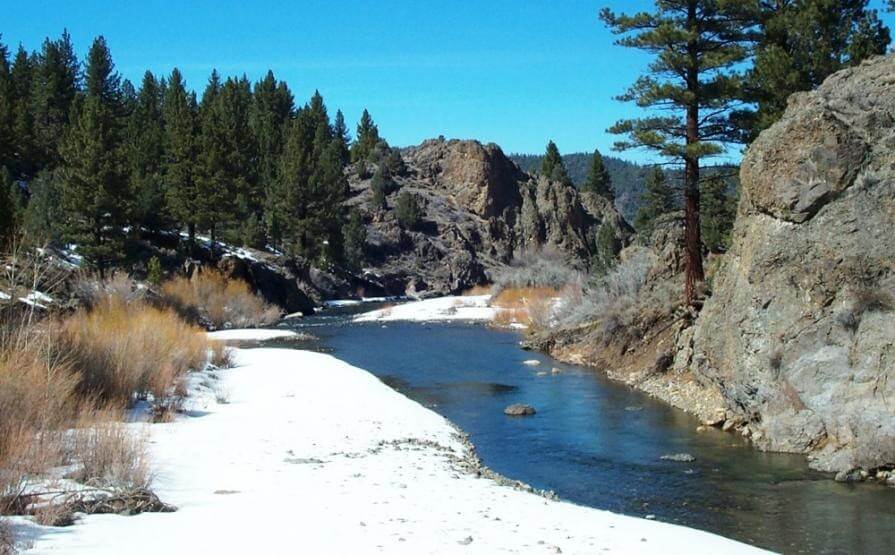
60, 297, 208, 410
490, 287, 561, 330
68, 407, 152, 491
160, 269, 282, 329
210, 342, 236, 369
462, 284, 493, 296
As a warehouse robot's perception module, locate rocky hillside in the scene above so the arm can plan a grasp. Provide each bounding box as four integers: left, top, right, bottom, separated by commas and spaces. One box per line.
692, 55, 895, 474
345, 138, 632, 297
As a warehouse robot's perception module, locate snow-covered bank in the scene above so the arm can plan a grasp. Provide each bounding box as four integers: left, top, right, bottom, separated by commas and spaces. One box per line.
205, 328, 299, 341
13, 348, 769, 554
354, 295, 501, 323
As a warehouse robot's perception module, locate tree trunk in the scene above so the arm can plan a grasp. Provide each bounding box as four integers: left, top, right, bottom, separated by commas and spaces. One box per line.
684, 0, 705, 307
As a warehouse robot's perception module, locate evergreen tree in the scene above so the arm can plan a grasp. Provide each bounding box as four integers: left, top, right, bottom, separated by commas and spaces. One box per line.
195, 70, 231, 248
162, 69, 200, 244
0, 166, 17, 247
351, 109, 380, 162
23, 168, 65, 242
540, 140, 572, 185
59, 36, 129, 276
602, 1, 754, 304
700, 173, 737, 252
634, 167, 677, 235
0, 38, 13, 173
252, 70, 293, 244
332, 109, 351, 165
342, 207, 366, 271
30, 30, 79, 171
581, 149, 613, 200
591, 223, 620, 275
370, 164, 389, 210
395, 191, 423, 230
740, 0, 890, 140
9, 46, 36, 178
127, 71, 168, 231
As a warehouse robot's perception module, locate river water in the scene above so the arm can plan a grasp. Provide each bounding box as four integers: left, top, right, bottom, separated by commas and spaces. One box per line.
277, 307, 895, 554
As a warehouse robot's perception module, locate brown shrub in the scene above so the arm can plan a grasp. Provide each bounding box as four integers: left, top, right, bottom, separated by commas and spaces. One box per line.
60, 298, 208, 408
68, 408, 152, 491
210, 342, 235, 369
160, 269, 282, 329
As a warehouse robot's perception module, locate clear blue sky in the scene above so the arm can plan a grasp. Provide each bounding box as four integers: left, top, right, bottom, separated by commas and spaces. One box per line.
4, 1, 893, 162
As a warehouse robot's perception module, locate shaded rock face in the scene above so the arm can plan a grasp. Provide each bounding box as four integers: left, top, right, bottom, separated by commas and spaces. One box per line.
351, 138, 632, 296
693, 55, 895, 472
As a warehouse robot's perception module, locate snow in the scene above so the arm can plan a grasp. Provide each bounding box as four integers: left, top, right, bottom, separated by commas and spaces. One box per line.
354, 295, 502, 323
11, 347, 767, 554
0, 291, 10, 300
323, 296, 407, 308
206, 329, 299, 341
24, 291, 53, 304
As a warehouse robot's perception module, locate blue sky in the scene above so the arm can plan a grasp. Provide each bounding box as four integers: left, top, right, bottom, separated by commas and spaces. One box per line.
4, 1, 894, 162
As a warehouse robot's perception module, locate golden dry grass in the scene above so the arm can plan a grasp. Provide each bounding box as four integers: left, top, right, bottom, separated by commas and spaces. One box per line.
490, 287, 559, 309
160, 269, 282, 329
462, 284, 493, 296
61, 297, 208, 408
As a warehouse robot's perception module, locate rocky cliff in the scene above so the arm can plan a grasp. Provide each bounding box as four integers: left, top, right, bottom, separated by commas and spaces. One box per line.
692, 55, 895, 473
347, 138, 632, 297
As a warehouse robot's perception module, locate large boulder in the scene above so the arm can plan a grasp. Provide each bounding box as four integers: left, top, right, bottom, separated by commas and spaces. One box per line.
693, 55, 895, 472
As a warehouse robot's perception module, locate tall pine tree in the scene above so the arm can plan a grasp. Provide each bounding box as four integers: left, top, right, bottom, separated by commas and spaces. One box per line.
601, 1, 754, 305
126, 71, 168, 231
540, 140, 572, 186
59, 37, 128, 276
350, 109, 380, 162
30, 30, 79, 172
634, 167, 677, 235
162, 68, 200, 245
581, 149, 613, 200
251, 70, 293, 245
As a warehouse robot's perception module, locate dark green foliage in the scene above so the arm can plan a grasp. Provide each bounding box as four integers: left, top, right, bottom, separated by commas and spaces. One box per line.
147, 255, 163, 286
591, 223, 621, 275
59, 37, 129, 276
23, 169, 65, 242
634, 168, 677, 235
332, 109, 351, 166
370, 164, 391, 210
700, 174, 738, 252
350, 109, 380, 162
30, 30, 79, 172
582, 149, 613, 200
162, 69, 200, 242
0, 166, 17, 247
9, 46, 38, 178
540, 141, 572, 186
0, 38, 13, 174
342, 207, 367, 271
385, 147, 406, 176
395, 191, 423, 230
127, 71, 168, 231
740, 0, 890, 140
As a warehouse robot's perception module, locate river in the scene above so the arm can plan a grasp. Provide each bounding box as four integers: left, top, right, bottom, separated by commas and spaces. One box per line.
276, 306, 895, 554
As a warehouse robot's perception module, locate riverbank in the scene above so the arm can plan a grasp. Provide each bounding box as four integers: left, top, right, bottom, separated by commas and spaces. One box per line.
10, 340, 767, 554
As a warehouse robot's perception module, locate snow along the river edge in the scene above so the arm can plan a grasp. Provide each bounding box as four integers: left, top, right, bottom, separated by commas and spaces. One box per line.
11, 341, 770, 554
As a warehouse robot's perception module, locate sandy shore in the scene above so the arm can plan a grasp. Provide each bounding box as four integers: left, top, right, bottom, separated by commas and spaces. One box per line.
12, 342, 769, 554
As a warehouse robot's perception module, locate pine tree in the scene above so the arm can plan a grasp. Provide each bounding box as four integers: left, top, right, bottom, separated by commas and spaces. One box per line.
351, 109, 380, 162
581, 149, 613, 200
252, 70, 293, 244
540, 140, 572, 186
30, 30, 79, 171
162, 69, 200, 245
59, 37, 129, 275
370, 164, 389, 210
342, 207, 366, 271
127, 71, 168, 231
602, 1, 754, 305
395, 191, 423, 230
0, 37, 13, 173
0, 166, 17, 247
700, 173, 737, 252
634, 167, 677, 235
591, 223, 620, 275
9, 46, 36, 178
274, 108, 317, 258
740, 0, 890, 140
333, 109, 351, 165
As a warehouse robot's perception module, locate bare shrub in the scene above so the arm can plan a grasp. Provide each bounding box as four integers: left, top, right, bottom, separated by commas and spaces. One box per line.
160, 269, 282, 329
557, 247, 655, 327
210, 342, 235, 369
69, 409, 152, 492
492, 250, 581, 295
60, 297, 208, 408
0, 518, 14, 554
72, 274, 145, 308
213, 383, 231, 404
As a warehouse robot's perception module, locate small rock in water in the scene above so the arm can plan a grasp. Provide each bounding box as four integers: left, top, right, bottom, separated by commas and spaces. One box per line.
458, 536, 474, 545
523, 359, 541, 366
835, 468, 865, 483
660, 453, 695, 463
536, 371, 548, 377
551, 367, 562, 375
624, 406, 643, 412
886, 475, 895, 487
504, 403, 537, 416
645, 514, 656, 520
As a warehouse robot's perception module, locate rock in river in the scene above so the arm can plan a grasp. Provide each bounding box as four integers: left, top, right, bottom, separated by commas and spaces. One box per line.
660, 453, 696, 463
504, 404, 537, 416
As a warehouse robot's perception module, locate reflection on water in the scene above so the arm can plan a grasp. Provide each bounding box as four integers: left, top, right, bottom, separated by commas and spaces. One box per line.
278, 308, 895, 554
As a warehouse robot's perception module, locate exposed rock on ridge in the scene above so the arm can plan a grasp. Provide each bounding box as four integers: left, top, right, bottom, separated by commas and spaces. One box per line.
692, 55, 895, 472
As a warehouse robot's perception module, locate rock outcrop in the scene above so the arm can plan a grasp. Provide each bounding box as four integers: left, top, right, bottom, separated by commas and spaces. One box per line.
692, 55, 895, 472
350, 138, 632, 297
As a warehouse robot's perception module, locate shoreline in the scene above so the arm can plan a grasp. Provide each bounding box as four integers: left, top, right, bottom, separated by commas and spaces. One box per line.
12, 341, 768, 553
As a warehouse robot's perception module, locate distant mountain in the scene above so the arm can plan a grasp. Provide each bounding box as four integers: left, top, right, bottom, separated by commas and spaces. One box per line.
509, 153, 653, 223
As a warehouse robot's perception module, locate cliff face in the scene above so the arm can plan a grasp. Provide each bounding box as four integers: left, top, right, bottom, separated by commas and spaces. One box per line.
349, 138, 632, 297
693, 56, 895, 472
